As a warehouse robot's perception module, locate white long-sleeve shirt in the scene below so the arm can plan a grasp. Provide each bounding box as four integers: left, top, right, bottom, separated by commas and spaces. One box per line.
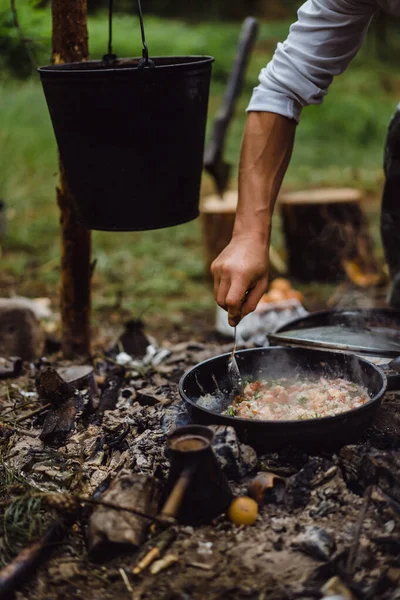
247, 0, 400, 122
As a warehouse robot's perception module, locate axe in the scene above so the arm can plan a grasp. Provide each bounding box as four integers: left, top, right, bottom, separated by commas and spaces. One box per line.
204, 16, 259, 197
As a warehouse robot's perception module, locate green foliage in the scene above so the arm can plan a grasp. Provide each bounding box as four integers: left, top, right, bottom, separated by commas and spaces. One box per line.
0, 459, 47, 566
0, 11, 399, 325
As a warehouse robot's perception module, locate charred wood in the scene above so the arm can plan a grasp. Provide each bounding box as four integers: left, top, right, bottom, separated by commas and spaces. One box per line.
97, 366, 126, 415
339, 446, 400, 502
40, 394, 85, 446
35, 367, 75, 406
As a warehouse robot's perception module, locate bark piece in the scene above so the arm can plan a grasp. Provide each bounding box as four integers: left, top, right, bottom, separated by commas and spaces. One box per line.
279, 188, 379, 282
36, 367, 75, 406
97, 367, 126, 413
40, 394, 84, 446
0, 299, 45, 361
88, 473, 162, 558
136, 387, 173, 407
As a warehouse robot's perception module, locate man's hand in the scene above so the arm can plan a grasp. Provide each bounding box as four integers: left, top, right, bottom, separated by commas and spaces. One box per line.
210, 112, 297, 326
211, 233, 269, 326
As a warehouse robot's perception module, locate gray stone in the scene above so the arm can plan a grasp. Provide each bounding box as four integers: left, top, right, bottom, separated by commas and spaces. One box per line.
0, 298, 45, 360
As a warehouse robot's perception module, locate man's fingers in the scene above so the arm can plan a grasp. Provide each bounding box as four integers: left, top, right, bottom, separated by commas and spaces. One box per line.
216, 275, 231, 310
241, 278, 268, 318
225, 279, 252, 326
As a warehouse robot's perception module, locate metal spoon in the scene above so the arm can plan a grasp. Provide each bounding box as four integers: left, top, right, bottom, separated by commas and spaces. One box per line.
228, 326, 244, 395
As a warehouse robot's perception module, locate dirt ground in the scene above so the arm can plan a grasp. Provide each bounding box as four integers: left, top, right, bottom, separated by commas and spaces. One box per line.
0, 317, 399, 600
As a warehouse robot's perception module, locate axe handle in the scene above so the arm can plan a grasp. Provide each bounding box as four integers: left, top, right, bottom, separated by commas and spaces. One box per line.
205, 17, 259, 165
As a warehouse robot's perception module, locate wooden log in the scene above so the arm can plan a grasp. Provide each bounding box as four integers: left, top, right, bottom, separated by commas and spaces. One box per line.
200, 190, 287, 280
88, 473, 162, 559
278, 187, 379, 283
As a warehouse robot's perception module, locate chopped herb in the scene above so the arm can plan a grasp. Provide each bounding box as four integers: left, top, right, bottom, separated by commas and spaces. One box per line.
297, 396, 308, 406
226, 406, 236, 417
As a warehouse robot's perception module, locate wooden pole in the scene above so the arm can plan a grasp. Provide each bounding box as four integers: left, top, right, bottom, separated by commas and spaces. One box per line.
52, 0, 91, 358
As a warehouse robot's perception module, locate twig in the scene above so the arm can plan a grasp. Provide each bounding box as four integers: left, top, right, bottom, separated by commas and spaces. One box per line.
77, 496, 169, 526
346, 485, 372, 574
14, 403, 52, 423
0, 422, 39, 439
10, 0, 38, 68
119, 568, 134, 593
376, 487, 400, 518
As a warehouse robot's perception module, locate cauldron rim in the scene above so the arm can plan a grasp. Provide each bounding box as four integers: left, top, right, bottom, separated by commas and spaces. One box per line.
38, 55, 214, 75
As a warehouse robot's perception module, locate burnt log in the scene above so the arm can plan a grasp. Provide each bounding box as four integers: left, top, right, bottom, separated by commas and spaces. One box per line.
88, 472, 162, 559
40, 394, 85, 446
36, 367, 75, 406
279, 188, 379, 283
97, 366, 126, 414
339, 445, 400, 503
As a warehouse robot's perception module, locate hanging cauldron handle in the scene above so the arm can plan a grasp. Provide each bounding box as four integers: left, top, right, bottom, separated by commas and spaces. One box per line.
103, 0, 118, 63
137, 0, 155, 69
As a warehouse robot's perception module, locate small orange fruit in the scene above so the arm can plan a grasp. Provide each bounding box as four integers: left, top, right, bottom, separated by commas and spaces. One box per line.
228, 496, 258, 526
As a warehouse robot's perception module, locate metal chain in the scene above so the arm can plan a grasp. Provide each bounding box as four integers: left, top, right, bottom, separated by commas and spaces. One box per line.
103, 0, 117, 62
137, 0, 155, 69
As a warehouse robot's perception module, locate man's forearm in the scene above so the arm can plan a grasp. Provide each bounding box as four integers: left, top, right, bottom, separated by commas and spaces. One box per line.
233, 111, 297, 242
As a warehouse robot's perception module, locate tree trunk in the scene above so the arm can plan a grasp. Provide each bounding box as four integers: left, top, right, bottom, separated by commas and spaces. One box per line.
52, 0, 91, 358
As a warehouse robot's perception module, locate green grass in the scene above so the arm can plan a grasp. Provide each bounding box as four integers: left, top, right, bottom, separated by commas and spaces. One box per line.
0, 4, 399, 334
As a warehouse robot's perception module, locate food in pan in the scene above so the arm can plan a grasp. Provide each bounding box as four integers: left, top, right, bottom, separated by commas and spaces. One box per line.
223, 376, 369, 421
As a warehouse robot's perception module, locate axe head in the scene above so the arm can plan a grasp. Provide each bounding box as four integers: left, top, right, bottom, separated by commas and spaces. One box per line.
204, 154, 231, 197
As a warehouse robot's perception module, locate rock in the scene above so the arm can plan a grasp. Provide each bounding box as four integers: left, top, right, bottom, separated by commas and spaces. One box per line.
293, 526, 336, 561
161, 401, 191, 433
209, 425, 257, 479
0, 298, 45, 360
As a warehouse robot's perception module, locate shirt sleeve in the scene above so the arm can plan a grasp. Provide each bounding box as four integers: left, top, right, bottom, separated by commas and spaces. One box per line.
247, 0, 378, 122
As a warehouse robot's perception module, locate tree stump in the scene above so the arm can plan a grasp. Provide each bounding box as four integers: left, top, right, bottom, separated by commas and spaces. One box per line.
200, 191, 238, 279
200, 190, 287, 281
278, 187, 379, 283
